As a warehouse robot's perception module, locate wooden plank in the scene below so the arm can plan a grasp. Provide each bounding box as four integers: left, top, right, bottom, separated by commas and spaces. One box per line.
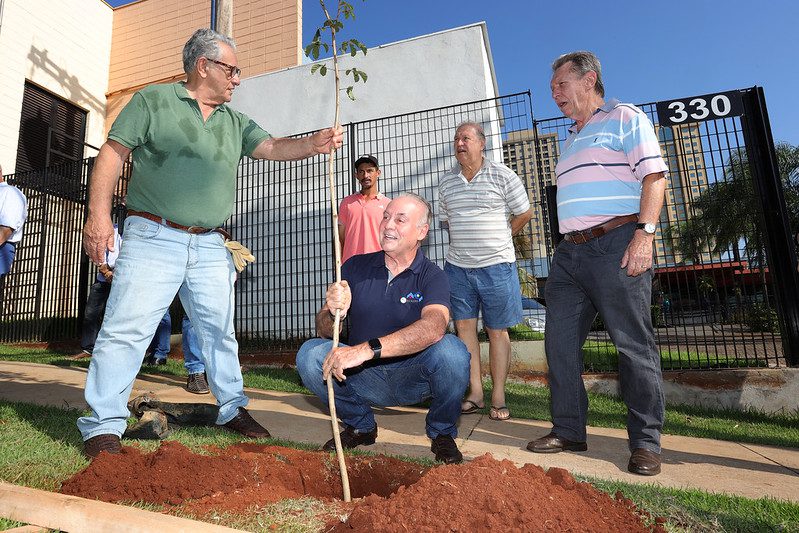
0, 481, 246, 533
2, 526, 50, 533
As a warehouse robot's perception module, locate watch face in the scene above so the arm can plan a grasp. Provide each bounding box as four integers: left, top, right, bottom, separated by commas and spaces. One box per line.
644, 223, 657, 234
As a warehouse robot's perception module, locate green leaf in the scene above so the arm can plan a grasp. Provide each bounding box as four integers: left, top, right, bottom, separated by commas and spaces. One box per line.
320, 65, 327, 76
346, 86, 355, 101
351, 70, 359, 82
311, 64, 322, 74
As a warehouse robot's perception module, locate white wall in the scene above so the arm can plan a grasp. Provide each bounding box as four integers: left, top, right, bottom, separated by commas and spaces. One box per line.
228, 24, 505, 339
0, 0, 113, 173
232, 22, 498, 137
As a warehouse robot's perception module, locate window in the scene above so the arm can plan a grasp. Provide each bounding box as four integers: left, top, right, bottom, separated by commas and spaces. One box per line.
14, 82, 88, 201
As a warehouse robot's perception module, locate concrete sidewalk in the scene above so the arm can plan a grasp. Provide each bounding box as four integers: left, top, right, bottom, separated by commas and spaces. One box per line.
1, 360, 798, 503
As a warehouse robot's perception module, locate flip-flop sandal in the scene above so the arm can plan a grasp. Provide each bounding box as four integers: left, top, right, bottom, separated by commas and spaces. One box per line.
489, 405, 511, 421
461, 400, 485, 415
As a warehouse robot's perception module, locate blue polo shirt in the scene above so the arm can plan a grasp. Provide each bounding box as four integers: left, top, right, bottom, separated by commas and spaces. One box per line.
343, 249, 451, 346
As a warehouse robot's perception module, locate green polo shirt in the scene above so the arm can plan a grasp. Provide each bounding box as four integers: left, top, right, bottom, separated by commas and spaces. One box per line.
108, 82, 271, 227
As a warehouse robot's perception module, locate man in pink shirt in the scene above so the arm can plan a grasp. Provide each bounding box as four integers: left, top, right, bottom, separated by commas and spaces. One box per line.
338, 155, 391, 264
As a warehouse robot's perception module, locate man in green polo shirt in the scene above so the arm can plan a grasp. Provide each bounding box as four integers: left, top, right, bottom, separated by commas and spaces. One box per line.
78, 28, 343, 459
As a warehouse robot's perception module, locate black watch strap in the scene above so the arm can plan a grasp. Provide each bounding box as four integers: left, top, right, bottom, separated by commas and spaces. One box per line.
368, 337, 382, 359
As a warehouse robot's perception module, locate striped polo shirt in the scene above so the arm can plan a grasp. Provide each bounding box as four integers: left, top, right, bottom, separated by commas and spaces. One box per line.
555, 99, 668, 233
438, 158, 530, 268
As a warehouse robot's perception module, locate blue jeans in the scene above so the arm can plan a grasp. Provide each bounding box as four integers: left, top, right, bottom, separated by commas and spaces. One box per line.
81, 281, 112, 353
147, 309, 172, 360
77, 215, 246, 440
182, 316, 205, 374
296, 334, 470, 438
445, 262, 523, 329
544, 222, 664, 452
0, 241, 16, 275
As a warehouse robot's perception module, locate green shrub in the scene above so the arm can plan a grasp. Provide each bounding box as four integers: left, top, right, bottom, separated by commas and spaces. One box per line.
745, 303, 780, 333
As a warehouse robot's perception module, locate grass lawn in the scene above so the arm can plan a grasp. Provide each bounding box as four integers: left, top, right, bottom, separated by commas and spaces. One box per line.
582, 340, 768, 370
0, 400, 797, 532
2, 344, 797, 449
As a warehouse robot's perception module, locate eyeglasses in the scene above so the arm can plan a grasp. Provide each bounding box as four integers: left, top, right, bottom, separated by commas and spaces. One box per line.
207, 58, 241, 79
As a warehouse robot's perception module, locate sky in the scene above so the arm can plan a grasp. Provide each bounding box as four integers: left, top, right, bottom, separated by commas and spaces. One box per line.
106, 0, 798, 145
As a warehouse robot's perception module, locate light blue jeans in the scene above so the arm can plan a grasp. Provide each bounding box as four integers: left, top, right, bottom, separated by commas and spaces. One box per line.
182, 315, 205, 375
295, 334, 470, 439
77, 215, 246, 440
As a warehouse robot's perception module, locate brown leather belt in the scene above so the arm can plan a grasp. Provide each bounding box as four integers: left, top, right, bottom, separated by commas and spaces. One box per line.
127, 210, 231, 241
563, 214, 638, 244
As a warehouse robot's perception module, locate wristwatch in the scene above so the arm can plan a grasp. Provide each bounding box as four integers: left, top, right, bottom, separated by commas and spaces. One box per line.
368, 338, 382, 360
636, 222, 657, 235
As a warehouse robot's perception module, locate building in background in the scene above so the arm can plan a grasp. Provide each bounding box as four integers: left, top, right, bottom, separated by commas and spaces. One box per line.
502, 129, 559, 277
0, 0, 303, 337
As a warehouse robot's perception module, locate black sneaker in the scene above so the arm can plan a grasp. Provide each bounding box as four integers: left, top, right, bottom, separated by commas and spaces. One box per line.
186, 372, 210, 394
323, 425, 377, 451
431, 434, 463, 464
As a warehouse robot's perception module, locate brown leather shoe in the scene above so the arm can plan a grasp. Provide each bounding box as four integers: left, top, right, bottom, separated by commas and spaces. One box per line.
83, 434, 122, 458
526, 432, 588, 454
628, 448, 661, 476
220, 407, 271, 438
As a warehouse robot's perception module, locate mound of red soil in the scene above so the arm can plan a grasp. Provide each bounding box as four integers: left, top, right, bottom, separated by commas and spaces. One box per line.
61, 442, 660, 531
334, 454, 658, 532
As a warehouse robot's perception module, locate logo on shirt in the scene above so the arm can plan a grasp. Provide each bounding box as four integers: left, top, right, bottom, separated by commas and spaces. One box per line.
399, 292, 423, 304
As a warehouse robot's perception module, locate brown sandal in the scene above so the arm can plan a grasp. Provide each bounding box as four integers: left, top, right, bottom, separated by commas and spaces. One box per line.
489, 405, 511, 421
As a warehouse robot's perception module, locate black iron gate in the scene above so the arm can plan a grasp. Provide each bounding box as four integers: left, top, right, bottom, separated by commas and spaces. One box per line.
3, 88, 796, 371
532, 86, 799, 370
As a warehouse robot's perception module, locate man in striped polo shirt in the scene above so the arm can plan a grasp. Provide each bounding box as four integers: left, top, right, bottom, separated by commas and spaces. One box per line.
438, 122, 532, 422
526, 51, 668, 477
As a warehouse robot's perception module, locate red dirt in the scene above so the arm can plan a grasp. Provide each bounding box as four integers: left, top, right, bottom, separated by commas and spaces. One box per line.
60, 441, 661, 531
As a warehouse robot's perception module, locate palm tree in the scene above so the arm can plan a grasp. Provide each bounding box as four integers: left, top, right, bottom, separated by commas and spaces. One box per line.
666, 142, 799, 267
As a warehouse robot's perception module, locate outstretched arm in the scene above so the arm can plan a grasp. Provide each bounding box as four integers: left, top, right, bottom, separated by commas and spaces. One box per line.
251, 126, 344, 161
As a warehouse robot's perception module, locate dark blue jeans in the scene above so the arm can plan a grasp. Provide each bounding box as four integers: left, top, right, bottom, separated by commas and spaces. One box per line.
544, 223, 664, 453
147, 310, 172, 360
296, 334, 470, 439
81, 281, 112, 353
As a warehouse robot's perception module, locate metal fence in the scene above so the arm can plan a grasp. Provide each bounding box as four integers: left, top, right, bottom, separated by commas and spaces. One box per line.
3, 89, 796, 372
0, 158, 126, 342
231, 92, 539, 347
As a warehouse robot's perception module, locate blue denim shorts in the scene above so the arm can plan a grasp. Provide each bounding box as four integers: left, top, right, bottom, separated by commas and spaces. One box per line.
444, 262, 523, 329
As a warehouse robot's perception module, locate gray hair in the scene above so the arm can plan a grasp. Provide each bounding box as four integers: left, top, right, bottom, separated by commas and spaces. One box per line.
182, 28, 237, 75
396, 193, 432, 228
552, 51, 605, 97
456, 121, 486, 141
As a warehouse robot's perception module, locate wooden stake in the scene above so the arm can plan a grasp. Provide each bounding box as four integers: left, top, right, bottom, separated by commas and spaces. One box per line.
319, 0, 352, 504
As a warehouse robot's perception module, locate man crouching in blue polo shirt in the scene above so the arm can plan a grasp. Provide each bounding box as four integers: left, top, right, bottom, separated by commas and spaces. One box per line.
296, 193, 470, 464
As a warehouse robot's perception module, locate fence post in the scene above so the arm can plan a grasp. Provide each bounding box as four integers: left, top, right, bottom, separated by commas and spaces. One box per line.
740, 86, 799, 366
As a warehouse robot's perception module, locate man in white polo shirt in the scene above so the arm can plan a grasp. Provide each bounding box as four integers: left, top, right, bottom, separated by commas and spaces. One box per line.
438, 122, 532, 422
0, 165, 29, 277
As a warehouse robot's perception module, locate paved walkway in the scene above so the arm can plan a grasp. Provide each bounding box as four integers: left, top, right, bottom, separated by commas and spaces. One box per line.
1, 360, 798, 503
